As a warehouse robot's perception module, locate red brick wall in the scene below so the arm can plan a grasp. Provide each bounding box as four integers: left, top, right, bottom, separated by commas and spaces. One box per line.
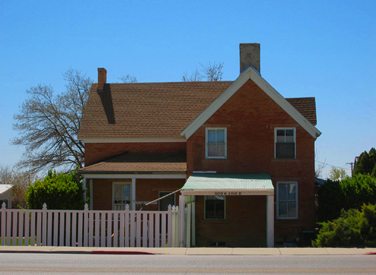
92, 178, 185, 210
85, 142, 186, 166
195, 196, 266, 247
187, 79, 316, 245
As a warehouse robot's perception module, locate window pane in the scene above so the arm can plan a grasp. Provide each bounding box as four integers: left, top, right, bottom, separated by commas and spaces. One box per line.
207, 144, 217, 156
205, 196, 225, 219
217, 130, 225, 143
285, 143, 295, 158
217, 143, 225, 157
285, 135, 294, 143
124, 185, 130, 198
278, 201, 288, 217
214, 200, 225, 219
288, 183, 296, 200
277, 129, 285, 137
288, 201, 296, 217
278, 184, 288, 201
276, 143, 295, 158
207, 130, 216, 143
286, 129, 294, 137
114, 185, 122, 200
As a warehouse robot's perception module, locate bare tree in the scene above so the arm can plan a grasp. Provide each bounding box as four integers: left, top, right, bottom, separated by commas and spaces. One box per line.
200, 62, 223, 81
0, 165, 38, 209
0, 166, 13, 185
119, 75, 137, 83
182, 62, 224, 82
12, 68, 92, 172
182, 68, 202, 82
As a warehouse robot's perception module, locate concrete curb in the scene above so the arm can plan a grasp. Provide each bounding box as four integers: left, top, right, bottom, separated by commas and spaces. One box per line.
0, 246, 375, 255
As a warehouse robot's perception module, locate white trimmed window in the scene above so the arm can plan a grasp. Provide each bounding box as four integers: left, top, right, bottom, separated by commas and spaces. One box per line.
205, 195, 225, 220
277, 182, 298, 219
275, 128, 296, 159
113, 182, 131, 210
206, 128, 227, 159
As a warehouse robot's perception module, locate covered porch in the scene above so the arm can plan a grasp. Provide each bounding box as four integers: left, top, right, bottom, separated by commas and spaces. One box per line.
178, 173, 275, 247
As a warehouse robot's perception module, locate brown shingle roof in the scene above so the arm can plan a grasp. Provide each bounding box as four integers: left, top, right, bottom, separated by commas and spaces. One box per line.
286, 97, 317, 126
79, 152, 186, 174
78, 81, 317, 139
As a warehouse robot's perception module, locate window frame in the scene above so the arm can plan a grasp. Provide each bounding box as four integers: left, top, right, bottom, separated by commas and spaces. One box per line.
205, 127, 227, 159
112, 181, 132, 210
204, 195, 226, 220
274, 127, 296, 159
276, 181, 298, 220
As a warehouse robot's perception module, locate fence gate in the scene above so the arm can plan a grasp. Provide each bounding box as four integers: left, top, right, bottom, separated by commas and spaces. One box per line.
0, 203, 180, 248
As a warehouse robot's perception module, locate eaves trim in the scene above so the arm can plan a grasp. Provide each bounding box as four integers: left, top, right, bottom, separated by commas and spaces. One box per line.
82, 138, 187, 143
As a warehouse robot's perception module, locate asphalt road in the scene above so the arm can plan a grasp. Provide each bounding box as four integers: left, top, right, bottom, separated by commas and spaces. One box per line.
0, 253, 375, 274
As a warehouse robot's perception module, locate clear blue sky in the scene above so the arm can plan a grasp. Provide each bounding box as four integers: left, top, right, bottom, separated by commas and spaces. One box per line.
1, 0, 375, 178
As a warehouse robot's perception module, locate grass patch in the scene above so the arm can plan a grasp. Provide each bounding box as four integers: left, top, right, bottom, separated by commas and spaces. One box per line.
0, 236, 37, 246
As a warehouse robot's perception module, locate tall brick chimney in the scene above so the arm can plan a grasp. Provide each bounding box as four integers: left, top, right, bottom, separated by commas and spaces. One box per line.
97, 68, 107, 90
240, 43, 260, 73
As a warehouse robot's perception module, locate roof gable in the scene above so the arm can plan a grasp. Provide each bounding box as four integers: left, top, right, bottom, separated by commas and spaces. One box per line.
180, 67, 321, 139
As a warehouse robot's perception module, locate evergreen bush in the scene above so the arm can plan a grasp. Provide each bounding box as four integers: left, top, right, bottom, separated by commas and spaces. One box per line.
26, 168, 85, 210
313, 204, 376, 247
317, 174, 376, 222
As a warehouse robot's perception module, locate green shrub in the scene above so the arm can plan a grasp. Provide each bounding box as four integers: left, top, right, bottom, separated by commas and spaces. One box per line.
317, 174, 376, 222
26, 168, 85, 210
312, 204, 376, 247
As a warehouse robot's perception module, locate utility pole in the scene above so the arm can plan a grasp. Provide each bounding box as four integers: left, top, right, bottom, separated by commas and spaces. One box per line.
346, 162, 354, 177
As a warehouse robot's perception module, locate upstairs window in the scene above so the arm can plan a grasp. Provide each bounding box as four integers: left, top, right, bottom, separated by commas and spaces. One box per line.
275, 128, 296, 159
206, 128, 227, 159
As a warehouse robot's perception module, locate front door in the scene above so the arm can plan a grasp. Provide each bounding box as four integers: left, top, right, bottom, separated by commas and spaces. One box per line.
158, 191, 175, 211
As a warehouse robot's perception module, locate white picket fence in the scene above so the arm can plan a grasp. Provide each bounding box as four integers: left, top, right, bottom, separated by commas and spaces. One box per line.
0, 203, 180, 248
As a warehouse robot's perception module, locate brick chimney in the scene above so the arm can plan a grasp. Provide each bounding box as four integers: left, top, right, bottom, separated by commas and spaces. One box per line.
240, 43, 260, 73
97, 68, 107, 90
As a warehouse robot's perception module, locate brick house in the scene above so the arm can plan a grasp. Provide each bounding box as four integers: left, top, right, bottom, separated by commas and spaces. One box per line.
78, 43, 321, 247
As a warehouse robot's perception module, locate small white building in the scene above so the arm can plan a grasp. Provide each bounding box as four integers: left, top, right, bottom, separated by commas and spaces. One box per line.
0, 184, 13, 209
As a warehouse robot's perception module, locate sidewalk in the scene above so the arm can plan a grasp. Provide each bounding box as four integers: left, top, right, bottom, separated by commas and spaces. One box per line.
0, 246, 375, 255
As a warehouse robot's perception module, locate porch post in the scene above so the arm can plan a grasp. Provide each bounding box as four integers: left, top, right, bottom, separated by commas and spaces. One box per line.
179, 195, 185, 247
267, 194, 274, 247
89, 179, 93, 210
192, 196, 196, 247
131, 178, 136, 210
83, 178, 87, 203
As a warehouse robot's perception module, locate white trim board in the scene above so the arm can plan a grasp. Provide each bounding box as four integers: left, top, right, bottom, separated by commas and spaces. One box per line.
181, 190, 274, 196
82, 138, 186, 143
180, 66, 321, 139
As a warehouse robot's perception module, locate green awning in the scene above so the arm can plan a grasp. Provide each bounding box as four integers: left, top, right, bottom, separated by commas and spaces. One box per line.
181, 173, 274, 196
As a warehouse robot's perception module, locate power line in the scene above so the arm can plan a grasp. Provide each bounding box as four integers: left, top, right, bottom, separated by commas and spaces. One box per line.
316, 160, 351, 170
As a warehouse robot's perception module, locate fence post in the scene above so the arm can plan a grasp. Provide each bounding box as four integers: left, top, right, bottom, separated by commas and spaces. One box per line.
42, 203, 47, 246
167, 205, 172, 247
1, 202, 5, 246
83, 203, 89, 247
179, 195, 185, 247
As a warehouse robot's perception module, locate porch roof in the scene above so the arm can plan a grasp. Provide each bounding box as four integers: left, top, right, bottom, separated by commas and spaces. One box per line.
79, 151, 187, 174
181, 173, 274, 196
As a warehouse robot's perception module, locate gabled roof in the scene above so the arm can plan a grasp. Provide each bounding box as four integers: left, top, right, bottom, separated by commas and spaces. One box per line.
0, 184, 13, 195
79, 82, 232, 140
79, 152, 186, 174
79, 73, 319, 141
181, 67, 321, 139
